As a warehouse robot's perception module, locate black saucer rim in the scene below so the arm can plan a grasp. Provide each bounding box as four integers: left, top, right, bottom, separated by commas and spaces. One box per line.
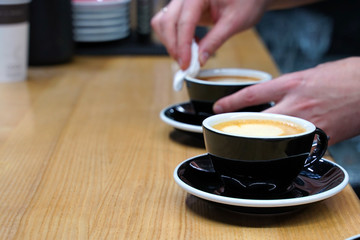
161, 101, 274, 133
174, 153, 349, 210
164, 101, 204, 126
160, 102, 203, 133
164, 101, 274, 125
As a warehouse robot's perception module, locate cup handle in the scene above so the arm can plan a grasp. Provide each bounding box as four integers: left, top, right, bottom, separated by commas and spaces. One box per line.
304, 127, 329, 167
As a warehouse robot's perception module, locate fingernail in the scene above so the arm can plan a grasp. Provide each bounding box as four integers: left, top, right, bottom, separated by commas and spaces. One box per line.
213, 104, 223, 113
200, 52, 209, 65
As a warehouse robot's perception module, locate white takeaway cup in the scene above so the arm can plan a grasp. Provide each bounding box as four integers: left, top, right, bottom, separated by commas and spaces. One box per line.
0, 0, 31, 82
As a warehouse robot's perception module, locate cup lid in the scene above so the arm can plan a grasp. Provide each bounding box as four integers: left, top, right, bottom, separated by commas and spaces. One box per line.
0, 0, 31, 4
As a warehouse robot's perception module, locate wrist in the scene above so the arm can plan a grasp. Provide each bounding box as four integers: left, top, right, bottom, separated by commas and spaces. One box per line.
267, 0, 323, 10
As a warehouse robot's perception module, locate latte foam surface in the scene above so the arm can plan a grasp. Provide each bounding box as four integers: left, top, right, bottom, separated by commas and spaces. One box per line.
221, 124, 284, 136
213, 119, 306, 137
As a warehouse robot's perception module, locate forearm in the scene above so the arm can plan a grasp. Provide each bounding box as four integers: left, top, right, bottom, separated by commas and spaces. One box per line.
268, 0, 324, 10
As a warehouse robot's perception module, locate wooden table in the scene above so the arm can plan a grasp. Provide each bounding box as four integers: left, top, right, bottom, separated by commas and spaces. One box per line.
0, 29, 359, 239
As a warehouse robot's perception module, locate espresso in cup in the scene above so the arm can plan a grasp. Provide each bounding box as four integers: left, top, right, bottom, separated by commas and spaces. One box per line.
197, 75, 261, 83
202, 112, 328, 198
185, 68, 272, 115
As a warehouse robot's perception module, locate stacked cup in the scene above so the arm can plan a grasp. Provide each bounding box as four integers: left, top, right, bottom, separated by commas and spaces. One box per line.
72, 0, 131, 42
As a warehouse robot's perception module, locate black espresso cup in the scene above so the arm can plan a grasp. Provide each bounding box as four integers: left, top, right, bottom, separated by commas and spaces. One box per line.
202, 112, 328, 198
185, 68, 272, 115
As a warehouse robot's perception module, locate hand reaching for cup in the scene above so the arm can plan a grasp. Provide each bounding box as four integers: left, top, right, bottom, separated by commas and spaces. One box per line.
213, 57, 360, 145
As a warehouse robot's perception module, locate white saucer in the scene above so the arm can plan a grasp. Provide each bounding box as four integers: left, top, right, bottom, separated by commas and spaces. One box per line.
74, 30, 130, 42
73, 11, 127, 20
73, 17, 129, 27
74, 24, 129, 35
160, 102, 203, 133
174, 154, 349, 211
72, 0, 130, 9
72, 2, 130, 14
72, 0, 130, 7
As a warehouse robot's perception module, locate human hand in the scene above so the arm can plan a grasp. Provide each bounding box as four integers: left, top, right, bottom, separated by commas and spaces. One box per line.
151, 0, 270, 70
213, 57, 360, 145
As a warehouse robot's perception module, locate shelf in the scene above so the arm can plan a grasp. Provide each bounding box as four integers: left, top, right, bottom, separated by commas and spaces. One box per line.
75, 27, 207, 56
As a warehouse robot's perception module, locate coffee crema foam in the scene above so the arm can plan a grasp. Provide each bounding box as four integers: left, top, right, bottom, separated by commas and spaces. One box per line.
213, 119, 306, 137
197, 75, 261, 83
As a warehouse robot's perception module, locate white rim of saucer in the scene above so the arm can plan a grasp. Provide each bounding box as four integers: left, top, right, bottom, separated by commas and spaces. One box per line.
74, 24, 129, 35
74, 30, 129, 42
174, 154, 349, 208
160, 102, 203, 133
185, 68, 272, 86
72, 0, 131, 7
73, 11, 128, 19
345, 234, 360, 240
73, 18, 129, 27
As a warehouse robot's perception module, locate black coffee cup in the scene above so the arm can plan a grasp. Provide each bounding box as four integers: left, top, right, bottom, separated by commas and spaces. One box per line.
202, 112, 328, 198
185, 68, 272, 115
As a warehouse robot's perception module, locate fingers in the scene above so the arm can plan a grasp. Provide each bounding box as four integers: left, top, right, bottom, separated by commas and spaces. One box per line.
151, 0, 204, 70
213, 73, 303, 113
197, 19, 238, 66
197, 8, 257, 66
151, 0, 270, 69
176, 1, 242, 67
176, 0, 205, 69
262, 101, 296, 115
151, 0, 184, 61
197, 0, 269, 66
